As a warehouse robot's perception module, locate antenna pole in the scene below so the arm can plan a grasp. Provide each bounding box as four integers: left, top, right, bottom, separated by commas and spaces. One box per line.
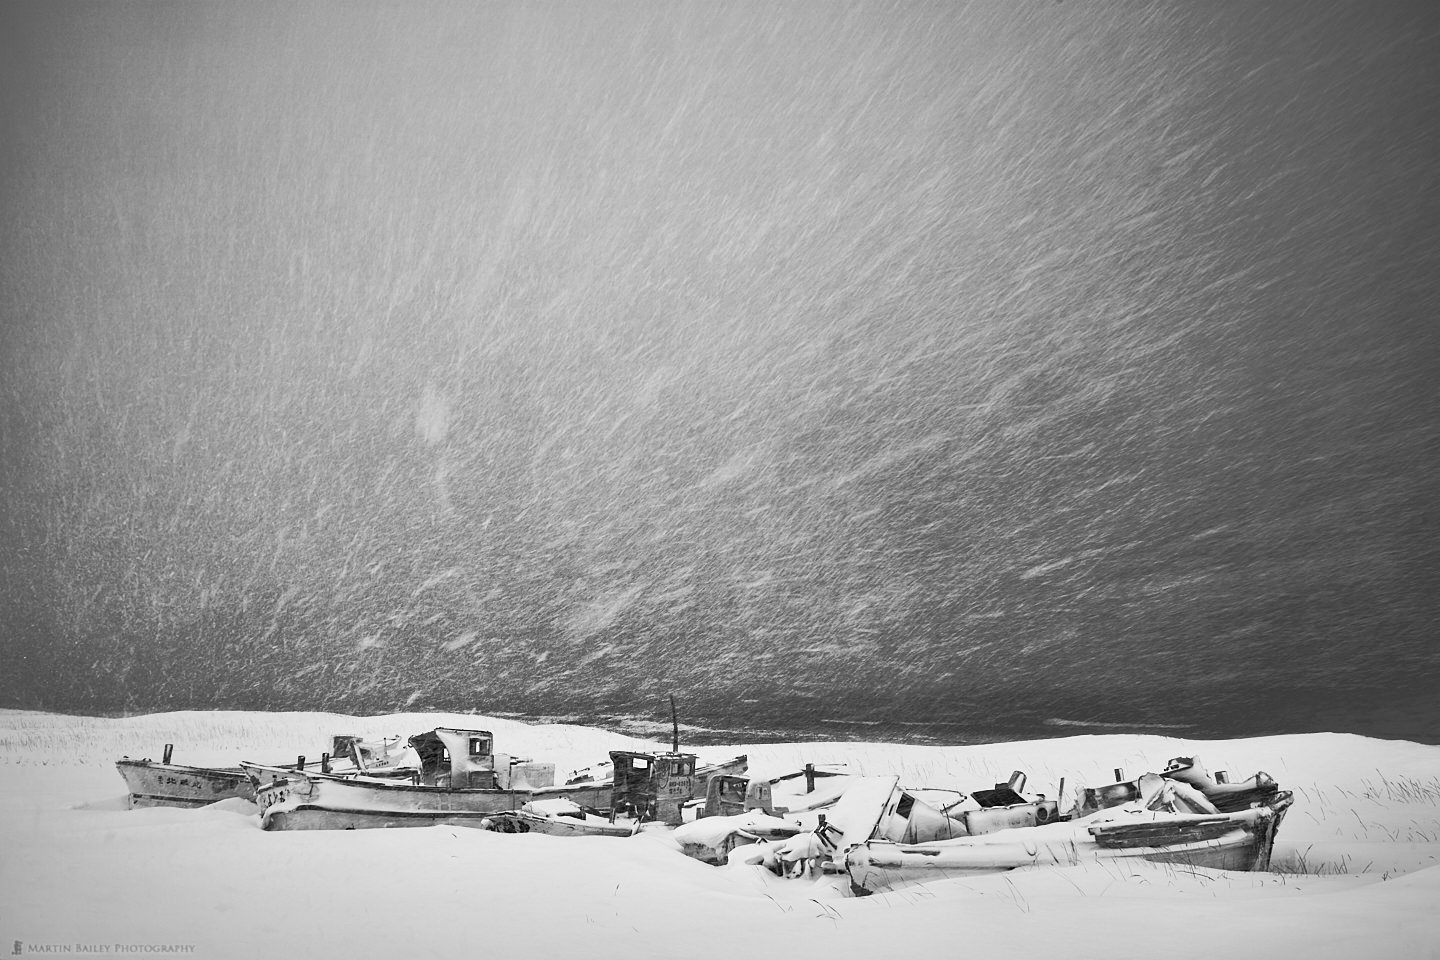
670, 695, 679, 754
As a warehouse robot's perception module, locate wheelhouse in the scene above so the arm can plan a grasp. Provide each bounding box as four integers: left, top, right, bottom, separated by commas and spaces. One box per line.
609, 749, 702, 824
408, 728, 497, 788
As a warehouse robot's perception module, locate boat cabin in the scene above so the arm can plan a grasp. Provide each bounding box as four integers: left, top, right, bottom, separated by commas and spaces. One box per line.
609, 750, 706, 825
700, 774, 774, 818
1073, 772, 1165, 818
406, 728, 557, 791
872, 788, 971, 843
410, 728, 497, 788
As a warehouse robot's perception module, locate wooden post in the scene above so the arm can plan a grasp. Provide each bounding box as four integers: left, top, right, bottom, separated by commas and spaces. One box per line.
804, 764, 816, 794
1114, 768, 1124, 782
162, 744, 173, 764
297, 755, 306, 771
321, 753, 331, 774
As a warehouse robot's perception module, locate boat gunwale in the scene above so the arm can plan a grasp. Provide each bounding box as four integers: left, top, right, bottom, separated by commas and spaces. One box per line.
247, 754, 746, 797
116, 758, 250, 779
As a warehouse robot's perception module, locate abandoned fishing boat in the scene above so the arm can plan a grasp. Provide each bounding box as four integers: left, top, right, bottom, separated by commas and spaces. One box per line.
467, 699, 753, 838
1160, 755, 1282, 812
252, 728, 567, 830
842, 771, 1294, 894
502, 764, 809, 850
608, 748, 749, 825
118, 735, 420, 809
740, 768, 1058, 857
675, 809, 806, 865
252, 726, 746, 831
596, 694, 750, 827
498, 767, 795, 850
115, 744, 256, 809
484, 749, 755, 837
676, 763, 973, 867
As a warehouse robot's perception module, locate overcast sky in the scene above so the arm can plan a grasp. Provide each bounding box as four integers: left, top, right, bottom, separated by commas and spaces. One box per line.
2, 3, 1437, 736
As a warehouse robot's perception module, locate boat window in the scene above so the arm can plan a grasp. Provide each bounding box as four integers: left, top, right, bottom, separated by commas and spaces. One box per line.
469, 737, 491, 757
674, 761, 693, 776
895, 793, 915, 819
630, 757, 650, 771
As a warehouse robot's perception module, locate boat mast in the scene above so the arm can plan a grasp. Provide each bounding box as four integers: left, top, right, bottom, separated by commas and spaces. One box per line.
670, 694, 680, 754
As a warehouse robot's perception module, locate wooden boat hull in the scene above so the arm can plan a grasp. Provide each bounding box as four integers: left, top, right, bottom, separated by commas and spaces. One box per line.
256, 754, 748, 831
678, 823, 803, 865
265, 805, 508, 831
115, 759, 256, 808
255, 773, 615, 831
846, 793, 1292, 894
486, 809, 641, 837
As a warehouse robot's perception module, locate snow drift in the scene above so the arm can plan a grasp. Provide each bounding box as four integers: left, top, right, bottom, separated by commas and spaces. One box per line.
2, 709, 1437, 959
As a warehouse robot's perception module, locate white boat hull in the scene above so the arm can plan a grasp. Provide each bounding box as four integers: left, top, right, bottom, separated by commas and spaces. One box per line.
115, 760, 255, 808
255, 773, 615, 831
845, 796, 1292, 894
254, 754, 747, 832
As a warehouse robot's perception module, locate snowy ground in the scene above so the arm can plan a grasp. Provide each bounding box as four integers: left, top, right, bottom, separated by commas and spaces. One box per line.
1, 710, 1437, 959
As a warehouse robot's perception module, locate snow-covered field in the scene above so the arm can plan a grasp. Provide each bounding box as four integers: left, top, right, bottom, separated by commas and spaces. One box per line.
2, 710, 1437, 959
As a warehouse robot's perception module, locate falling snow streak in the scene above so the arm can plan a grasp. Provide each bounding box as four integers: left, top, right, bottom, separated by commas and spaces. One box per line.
1, 2, 1438, 739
